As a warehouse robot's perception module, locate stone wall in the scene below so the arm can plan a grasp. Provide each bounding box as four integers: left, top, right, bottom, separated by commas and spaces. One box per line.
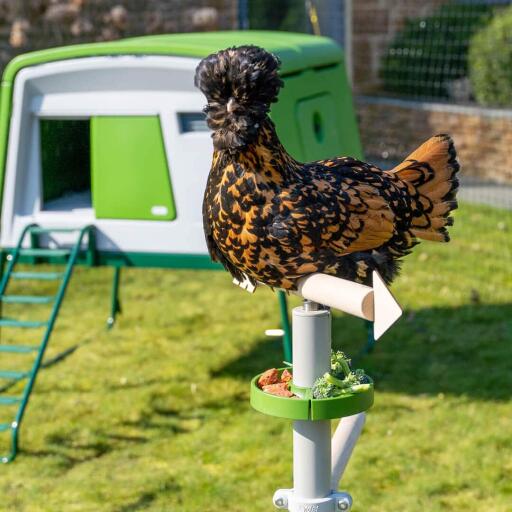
352, 0, 444, 93
357, 96, 512, 184
0, 0, 238, 75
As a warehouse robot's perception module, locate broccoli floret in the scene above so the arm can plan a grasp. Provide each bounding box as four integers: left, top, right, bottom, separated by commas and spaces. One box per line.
353, 368, 370, 384
312, 375, 338, 399
330, 350, 352, 379
311, 351, 372, 399
312, 371, 371, 399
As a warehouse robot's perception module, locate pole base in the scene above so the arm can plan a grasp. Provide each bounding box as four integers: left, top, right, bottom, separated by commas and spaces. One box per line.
273, 489, 352, 511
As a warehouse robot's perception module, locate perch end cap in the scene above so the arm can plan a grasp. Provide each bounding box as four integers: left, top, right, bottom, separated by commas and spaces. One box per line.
372, 270, 402, 340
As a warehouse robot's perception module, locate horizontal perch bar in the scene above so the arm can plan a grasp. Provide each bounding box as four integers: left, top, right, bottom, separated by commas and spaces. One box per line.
293, 271, 402, 340
296, 273, 374, 321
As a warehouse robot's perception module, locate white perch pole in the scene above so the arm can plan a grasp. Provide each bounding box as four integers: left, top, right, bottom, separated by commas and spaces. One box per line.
330, 413, 366, 490
273, 302, 355, 511
292, 304, 332, 500
270, 272, 403, 511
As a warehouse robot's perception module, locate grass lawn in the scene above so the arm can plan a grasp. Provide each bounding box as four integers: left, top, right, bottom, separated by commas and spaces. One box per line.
0, 201, 510, 511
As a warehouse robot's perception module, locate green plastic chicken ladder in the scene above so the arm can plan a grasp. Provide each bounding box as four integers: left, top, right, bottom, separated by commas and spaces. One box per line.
0, 224, 95, 462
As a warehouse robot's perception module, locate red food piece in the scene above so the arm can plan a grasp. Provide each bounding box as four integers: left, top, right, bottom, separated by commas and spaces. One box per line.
281, 369, 292, 382
263, 382, 294, 398
258, 368, 279, 388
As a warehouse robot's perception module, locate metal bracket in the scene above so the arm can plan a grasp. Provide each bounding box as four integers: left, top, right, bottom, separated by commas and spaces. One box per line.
273, 489, 353, 512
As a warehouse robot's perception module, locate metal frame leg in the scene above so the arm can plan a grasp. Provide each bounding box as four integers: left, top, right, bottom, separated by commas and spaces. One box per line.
107, 266, 122, 329
277, 290, 292, 363
0, 252, 5, 344
362, 320, 375, 356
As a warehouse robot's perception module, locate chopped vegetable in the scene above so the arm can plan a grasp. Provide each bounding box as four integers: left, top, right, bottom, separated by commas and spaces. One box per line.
312, 376, 338, 399
262, 382, 294, 397
257, 351, 370, 400
330, 350, 352, 379
258, 368, 295, 397
258, 368, 279, 387
281, 369, 293, 382
312, 351, 372, 399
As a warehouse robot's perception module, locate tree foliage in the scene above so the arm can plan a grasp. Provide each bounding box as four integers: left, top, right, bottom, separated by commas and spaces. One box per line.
469, 4, 512, 106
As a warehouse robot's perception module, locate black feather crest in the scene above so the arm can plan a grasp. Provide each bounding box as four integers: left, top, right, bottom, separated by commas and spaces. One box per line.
194, 45, 283, 152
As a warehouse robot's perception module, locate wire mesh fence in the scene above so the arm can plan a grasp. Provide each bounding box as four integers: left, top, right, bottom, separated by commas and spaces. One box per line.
245, 0, 512, 211
363, 1, 512, 210
378, 0, 512, 106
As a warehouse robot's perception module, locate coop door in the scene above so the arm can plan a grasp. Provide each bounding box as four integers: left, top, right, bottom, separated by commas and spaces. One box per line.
296, 94, 341, 161
40, 119, 91, 211
91, 116, 176, 220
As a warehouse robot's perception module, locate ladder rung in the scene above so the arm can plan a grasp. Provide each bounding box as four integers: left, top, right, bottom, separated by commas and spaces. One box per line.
18, 248, 70, 258
28, 227, 81, 234
0, 370, 31, 380
0, 422, 13, 430
0, 344, 39, 353
0, 396, 22, 405
1, 295, 54, 304
11, 271, 64, 281
0, 319, 47, 328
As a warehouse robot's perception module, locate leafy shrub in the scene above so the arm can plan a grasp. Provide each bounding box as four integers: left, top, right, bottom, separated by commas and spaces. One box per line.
469, 4, 512, 106
380, 3, 495, 99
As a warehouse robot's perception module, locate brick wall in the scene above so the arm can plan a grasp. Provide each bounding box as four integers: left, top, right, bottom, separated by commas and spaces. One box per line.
0, 0, 238, 75
353, 1, 512, 186
357, 97, 512, 184
352, 0, 444, 93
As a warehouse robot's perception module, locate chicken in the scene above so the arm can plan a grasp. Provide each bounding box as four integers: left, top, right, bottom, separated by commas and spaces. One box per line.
195, 46, 459, 291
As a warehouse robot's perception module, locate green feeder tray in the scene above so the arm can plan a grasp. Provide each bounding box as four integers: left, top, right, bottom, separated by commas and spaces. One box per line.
250, 369, 374, 421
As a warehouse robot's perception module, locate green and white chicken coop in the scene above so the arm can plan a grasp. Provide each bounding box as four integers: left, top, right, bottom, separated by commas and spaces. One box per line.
0, 31, 362, 461
0, 31, 361, 262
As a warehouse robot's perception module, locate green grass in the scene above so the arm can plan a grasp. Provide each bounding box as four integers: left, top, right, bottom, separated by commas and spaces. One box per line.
0, 201, 510, 511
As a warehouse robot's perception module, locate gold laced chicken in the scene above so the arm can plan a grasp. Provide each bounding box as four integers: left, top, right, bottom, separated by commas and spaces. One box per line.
195, 46, 460, 290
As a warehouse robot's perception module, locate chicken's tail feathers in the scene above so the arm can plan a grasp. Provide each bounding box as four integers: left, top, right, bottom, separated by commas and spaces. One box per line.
388, 134, 460, 242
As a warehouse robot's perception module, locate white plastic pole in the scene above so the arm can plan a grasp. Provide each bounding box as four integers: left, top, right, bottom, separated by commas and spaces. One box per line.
330, 413, 366, 490
292, 304, 331, 500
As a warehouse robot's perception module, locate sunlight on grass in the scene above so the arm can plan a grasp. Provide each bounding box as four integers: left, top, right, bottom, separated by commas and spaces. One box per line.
0, 202, 510, 511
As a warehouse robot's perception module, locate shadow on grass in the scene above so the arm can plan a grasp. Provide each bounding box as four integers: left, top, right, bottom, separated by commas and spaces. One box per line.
114, 480, 181, 512
22, 430, 148, 470
18, 388, 249, 469
211, 336, 283, 379
120, 406, 201, 434
213, 303, 512, 401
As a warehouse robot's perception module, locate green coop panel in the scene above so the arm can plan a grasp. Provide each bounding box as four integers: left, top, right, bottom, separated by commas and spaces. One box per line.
296, 94, 341, 162
91, 116, 176, 221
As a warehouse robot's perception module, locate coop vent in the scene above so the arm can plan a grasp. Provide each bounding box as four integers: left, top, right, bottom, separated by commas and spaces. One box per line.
178, 113, 208, 133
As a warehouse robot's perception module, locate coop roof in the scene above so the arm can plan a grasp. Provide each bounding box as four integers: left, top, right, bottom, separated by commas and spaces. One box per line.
1, 31, 342, 85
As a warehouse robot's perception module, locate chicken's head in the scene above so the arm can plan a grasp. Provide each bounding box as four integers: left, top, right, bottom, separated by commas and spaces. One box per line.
194, 45, 283, 152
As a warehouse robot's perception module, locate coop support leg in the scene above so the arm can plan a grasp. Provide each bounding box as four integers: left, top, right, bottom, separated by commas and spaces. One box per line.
273, 302, 353, 512
277, 290, 292, 363
107, 266, 122, 329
